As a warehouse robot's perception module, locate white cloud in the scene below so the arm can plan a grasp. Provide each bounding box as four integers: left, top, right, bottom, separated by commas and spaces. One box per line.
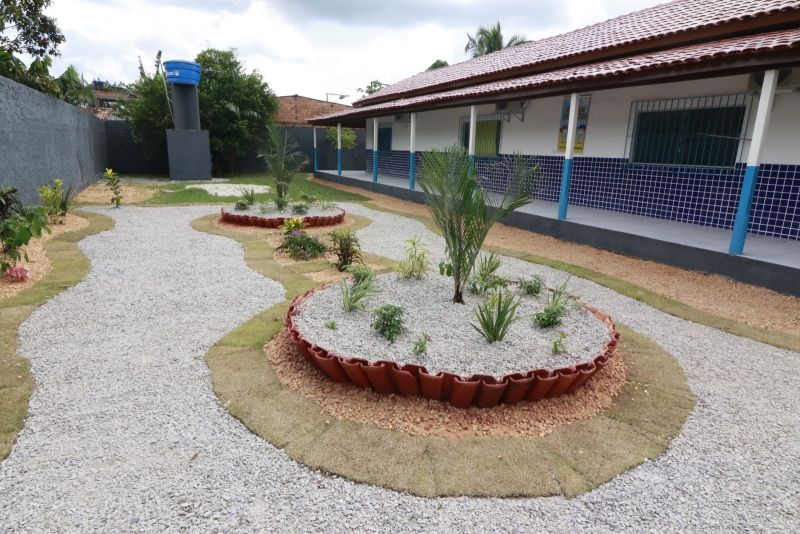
26, 0, 659, 104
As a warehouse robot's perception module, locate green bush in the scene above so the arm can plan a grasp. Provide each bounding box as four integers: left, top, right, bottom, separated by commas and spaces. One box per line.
38, 178, 72, 224
300, 193, 318, 204
276, 231, 327, 260
518, 275, 544, 296
103, 168, 122, 208
341, 276, 376, 312
234, 199, 249, 210
412, 333, 430, 355
472, 289, 520, 343
346, 264, 374, 285
329, 229, 362, 271
533, 278, 573, 328
371, 304, 404, 343
397, 237, 430, 280
469, 252, 509, 294
291, 202, 309, 215
0, 205, 50, 274
274, 197, 289, 212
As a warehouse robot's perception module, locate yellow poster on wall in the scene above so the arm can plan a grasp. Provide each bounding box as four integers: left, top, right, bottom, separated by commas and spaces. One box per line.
556, 95, 591, 154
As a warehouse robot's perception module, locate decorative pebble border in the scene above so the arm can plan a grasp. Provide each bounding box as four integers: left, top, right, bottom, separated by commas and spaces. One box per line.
220, 208, 346, 228
285, 286, 620, 408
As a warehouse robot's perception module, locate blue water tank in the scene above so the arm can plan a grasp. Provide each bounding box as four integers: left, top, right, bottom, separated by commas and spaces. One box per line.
163, 60, 201, 86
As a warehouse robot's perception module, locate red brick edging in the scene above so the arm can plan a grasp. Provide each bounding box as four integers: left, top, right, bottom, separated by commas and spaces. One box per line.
284, 287, 620, 408
220, 208, 346, 228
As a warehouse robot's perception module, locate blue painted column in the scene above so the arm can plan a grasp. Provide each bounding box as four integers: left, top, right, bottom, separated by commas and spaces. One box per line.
409, 112, 417, 189
729, 69, 778, 255
372, 117, 379, 184
312, 127, 318, 172
336, 122, 343, 176
557, 93, 579, 220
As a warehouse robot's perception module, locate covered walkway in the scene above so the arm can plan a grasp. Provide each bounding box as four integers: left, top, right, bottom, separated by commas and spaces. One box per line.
316, 169, 800, 295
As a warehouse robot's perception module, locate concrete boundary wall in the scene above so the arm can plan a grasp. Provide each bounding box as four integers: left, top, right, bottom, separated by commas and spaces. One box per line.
0, 75, 108, 204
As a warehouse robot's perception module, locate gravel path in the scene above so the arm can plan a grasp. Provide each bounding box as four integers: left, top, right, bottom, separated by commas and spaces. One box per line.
293, 272, 610, 377
185, 183, 270, 196
0, 204, 798, 532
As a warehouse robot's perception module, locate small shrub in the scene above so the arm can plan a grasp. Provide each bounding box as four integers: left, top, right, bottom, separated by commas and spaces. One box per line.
341, 276, 376, 312
533, 307, 562, 328
472, 289, 520, 343
533, 278, 573, 328
4, 266, 29, 282
291, 202, 309, 215
469, 252, 509, 294
103, 168, 122, 208
319, 200, 336, 211
329, 229, 362, 271
239, 187, 257, 206
397, 237, 430, 280
0, 206, 50, 274
276, 231, 327, 260
281, 217, 306, 235
519, 275, 544, 296
300, 193, 318, 204
325, 320, 337, 330
259, 203, 271, 214
346, 264, 374, 285
234, 199, 249, 210
438, 260, 452, 277
552, 332, 568, 355
371, 304, 404, 343
274, 197, 289, 212
412, 333, 430, 355
38, 179, 71, 224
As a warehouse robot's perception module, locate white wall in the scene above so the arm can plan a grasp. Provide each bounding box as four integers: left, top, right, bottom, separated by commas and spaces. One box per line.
363, 72, 800, 165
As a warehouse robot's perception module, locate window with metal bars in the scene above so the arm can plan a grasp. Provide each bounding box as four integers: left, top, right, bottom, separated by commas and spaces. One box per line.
460, 119, 502, 157
627, 94, 752, 168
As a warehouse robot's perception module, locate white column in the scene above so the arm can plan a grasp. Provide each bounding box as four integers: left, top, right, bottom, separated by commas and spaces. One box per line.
373, 118, 379, 152
409, 113, 416, 154
312, 126, 317, 149
409, 112, 417, 189
746, 69, 778, 166
337, 122, 342, 150
468, 105, 477, 157
564, 93, 579, 159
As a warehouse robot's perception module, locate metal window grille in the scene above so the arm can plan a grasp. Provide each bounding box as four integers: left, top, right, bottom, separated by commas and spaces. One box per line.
377, 127, 392, 152
624, 93, 753, 168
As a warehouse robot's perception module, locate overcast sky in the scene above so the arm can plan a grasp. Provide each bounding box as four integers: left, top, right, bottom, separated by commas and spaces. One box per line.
29, 0, 660, 104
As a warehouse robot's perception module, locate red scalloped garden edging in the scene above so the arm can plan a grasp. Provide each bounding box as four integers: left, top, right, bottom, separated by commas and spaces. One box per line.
284, 287, 620, 409
220, 208, 346, 229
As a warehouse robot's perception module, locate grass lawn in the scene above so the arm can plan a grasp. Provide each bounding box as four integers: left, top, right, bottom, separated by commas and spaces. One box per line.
146, 173, 368, 205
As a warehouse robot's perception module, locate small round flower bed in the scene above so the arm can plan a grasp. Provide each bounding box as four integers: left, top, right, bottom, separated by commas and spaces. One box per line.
220, 205, 345, 229
285, 273, 619, 408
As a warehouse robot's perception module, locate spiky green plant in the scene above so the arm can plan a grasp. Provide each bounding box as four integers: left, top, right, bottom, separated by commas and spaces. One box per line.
469, 251, 508, 294
397, 237, 430, 279
472, 289, 520, 343
341, 276, 376, 312
258, 126, 308, 200
419, 146, 536, 303
239, 186, 257, 206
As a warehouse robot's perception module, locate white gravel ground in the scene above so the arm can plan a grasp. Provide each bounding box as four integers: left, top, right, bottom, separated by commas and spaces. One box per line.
229, 203, 342, 218
186, 183, 270, 196
0, 203, 798, 532
293, 272, 610, 377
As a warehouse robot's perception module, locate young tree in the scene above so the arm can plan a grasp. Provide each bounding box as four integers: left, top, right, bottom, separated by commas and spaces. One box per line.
427, 59, 449, 70
357, 80, 386, 95
0, 0, 64, 57
258, 126, 308, 200
465, 22, 528, 58
325, 127, 357, 150
195, 48, 278, 174
419, 146, 535, 303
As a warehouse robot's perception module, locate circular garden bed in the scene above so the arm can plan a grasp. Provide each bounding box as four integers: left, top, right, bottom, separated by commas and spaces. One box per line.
285, 273, 619, 408
221, 205, 345, 229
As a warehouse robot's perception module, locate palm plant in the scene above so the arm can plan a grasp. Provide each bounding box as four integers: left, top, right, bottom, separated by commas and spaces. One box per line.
258, 126, 308, 200
56, 66, 95, 106
465, 21, 528, 58
419, 146, 535, 303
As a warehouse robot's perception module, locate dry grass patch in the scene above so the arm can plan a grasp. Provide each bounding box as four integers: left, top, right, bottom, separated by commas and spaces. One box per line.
75, 181, 157, 205
0, 211, 114, 460
310, 177, 800, 351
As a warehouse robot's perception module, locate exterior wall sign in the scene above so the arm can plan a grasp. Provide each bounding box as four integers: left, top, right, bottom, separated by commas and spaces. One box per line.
557, 95, 591, 154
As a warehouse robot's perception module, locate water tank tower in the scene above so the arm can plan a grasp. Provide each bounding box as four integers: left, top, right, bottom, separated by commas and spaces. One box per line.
163, 60, 212, 180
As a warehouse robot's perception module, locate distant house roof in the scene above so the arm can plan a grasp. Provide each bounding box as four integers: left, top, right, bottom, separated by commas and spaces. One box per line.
309, 27, 800, 127
354, 0, 800, 107
277, 95, 352, 127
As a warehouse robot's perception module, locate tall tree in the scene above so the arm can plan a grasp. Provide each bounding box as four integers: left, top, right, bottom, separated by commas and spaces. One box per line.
195, 48, 278, 174
464, 21, 527, 58
427, 59, 449, 70
0, 0, 64, 57
357, 80, 386, 95
55, 65, 95, 106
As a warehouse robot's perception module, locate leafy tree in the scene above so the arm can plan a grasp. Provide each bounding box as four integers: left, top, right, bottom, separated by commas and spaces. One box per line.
465, 21, 528, 58
0, 0, 64, 57
258, 126, 308, 200
357, 80, 386, 95
418, 146, 535, 303
427, 59, 449, 70
325, 126, 357, 150
115, 52, 171, 165
196, 48, 278, 174
55, 65, 95, 106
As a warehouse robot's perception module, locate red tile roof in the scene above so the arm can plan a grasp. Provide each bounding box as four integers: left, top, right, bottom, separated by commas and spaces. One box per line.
310, 27, 800, 126
356, 0, 800, 107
